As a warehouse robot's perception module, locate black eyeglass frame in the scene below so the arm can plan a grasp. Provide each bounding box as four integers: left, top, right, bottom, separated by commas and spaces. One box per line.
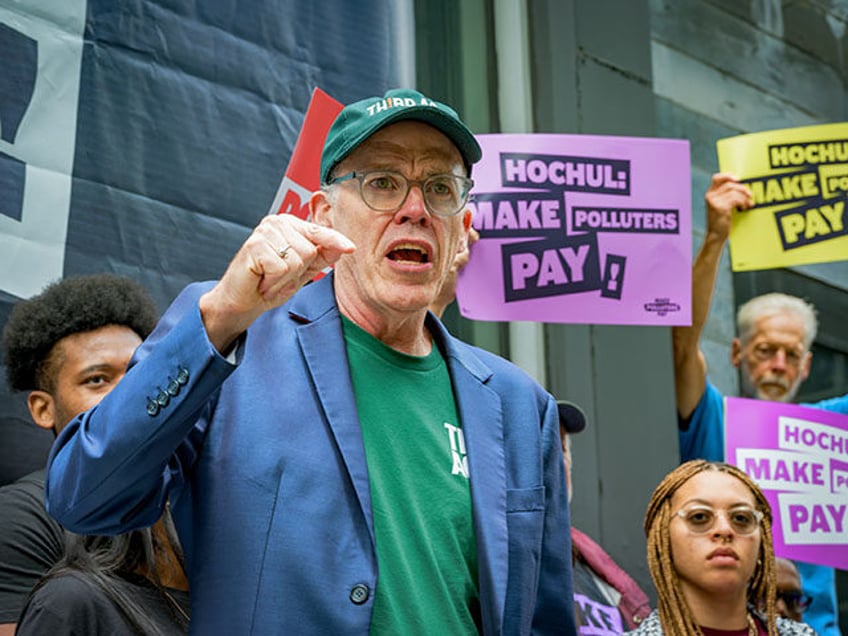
326, 170, 474, 217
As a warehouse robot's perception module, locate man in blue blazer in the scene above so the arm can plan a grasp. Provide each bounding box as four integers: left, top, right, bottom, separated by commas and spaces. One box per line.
45, 88, 577, 635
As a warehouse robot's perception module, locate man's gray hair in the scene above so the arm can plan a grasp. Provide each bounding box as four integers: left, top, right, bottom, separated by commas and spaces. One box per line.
736, 292, 818, 350
321, 181, 341, 206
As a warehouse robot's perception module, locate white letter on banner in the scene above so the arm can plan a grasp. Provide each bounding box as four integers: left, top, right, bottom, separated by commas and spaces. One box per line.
0, 1, 86, 299
736, 448, 829, 494
779, 492, 848, 545
779, 416, 848, 462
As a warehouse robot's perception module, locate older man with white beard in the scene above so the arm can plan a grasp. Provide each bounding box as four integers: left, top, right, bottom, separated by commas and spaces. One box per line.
671, 172, 848, 636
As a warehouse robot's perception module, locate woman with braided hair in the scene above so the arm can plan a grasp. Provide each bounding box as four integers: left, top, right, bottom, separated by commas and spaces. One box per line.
624, 460, 817, 636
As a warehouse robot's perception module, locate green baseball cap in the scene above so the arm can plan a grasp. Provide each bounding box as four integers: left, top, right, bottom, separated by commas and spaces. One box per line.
320, 88, 482, 184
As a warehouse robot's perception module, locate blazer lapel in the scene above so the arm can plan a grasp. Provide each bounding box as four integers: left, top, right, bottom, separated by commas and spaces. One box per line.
289, 291, 509, 628
435, 321, 508, 634
290, 276, 375, 540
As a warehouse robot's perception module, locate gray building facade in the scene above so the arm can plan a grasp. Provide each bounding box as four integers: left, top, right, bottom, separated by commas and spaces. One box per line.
416, 0, 848, 628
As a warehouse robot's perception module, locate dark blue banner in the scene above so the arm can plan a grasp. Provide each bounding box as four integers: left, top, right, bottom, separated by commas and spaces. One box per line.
0, 0, 402, 422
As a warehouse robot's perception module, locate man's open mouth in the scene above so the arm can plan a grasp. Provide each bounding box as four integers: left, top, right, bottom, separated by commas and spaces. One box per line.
387, 244, 430, 264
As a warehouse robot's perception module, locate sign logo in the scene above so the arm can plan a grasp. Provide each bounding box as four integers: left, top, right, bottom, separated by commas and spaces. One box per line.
644, 298, 681, 316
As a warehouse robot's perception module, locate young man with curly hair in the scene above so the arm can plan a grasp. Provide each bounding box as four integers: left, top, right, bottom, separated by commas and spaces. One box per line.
0, 274, 159, 635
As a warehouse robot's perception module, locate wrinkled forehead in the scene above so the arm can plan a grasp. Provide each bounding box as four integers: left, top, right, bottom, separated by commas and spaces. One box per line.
341, 120, 465, 173
746, 312, 808, 345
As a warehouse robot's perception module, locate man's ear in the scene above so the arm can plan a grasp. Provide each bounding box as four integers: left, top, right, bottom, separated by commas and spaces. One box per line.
27, 390, 57, 431
730, 338, 742, 368
310, 190, 333, 228
454, 210, 472, 253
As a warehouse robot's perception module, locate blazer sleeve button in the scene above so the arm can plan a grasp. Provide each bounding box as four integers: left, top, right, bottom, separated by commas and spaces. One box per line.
167, 379, 181, 397
176, 367, 190, 385
146, 398, 160, 417
349, 583, 370, 605
156, 390, 170, 408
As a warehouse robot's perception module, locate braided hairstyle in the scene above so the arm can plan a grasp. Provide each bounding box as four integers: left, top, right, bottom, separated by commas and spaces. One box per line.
644, 460, 778, 636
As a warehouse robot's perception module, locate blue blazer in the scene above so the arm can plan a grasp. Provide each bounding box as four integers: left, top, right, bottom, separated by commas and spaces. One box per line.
46, 274, 576, 635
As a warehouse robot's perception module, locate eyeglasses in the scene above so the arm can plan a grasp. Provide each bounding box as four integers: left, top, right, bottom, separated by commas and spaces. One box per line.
750, 342, 805, 367
673, 505, 764, 536
777, 590, 812, 613
327, 170, 474, 217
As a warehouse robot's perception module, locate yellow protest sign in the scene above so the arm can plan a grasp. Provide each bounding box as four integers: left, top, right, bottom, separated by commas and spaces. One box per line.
717, 123, 848, 271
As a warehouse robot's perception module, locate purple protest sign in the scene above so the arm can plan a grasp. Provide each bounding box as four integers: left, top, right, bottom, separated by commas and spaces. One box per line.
725, 397, 848, 570
455, 133, 692, 325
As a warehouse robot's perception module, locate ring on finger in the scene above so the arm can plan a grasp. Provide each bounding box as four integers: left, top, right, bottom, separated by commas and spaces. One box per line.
276, 244, 292, 260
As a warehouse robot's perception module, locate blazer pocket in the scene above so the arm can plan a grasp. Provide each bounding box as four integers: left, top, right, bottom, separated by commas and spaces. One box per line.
504, 486, 546, 630
506, 486, 545, 512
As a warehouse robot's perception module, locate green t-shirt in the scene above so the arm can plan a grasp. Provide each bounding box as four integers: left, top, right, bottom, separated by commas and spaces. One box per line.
342, 317, 480, 634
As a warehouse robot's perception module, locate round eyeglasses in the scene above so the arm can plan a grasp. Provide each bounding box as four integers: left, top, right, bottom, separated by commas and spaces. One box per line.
327, 170, 474, 217
673, 505, 764, 536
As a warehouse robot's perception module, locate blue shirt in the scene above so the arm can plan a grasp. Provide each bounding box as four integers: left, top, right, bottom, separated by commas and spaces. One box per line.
679, 381, 848, 636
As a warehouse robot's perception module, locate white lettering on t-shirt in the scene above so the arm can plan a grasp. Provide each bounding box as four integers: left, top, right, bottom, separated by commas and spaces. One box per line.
443, 422, 469, 479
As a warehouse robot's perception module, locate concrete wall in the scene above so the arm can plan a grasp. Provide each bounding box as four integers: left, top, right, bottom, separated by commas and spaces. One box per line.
650, 0, 848, 395
528, 0, 848, 616
650, 0, 848, 626
528, 0, 679, 603
418, 0, 848, 621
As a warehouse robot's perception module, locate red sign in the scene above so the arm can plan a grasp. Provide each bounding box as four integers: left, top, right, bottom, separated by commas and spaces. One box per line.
268, 87, 343, 220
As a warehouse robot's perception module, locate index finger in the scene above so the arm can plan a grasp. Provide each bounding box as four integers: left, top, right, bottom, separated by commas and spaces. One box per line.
302, 222, 356, 254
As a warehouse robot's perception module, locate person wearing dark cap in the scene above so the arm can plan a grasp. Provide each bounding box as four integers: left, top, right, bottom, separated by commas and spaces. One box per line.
44, 89, 577, 635
558, 400, 652, 635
